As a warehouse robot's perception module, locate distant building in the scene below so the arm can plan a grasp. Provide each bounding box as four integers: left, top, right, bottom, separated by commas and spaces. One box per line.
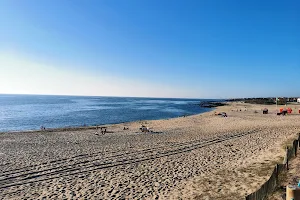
297, 98, 300, 103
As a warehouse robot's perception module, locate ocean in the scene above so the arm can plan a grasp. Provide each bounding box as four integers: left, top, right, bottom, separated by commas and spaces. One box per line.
0, 94, 216, 132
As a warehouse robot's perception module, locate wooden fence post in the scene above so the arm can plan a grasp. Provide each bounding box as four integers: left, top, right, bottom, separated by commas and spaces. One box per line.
286, 147, 289, 170
295, 140, 298, 157
276, 164, 279, 185
293, 140, 298, 157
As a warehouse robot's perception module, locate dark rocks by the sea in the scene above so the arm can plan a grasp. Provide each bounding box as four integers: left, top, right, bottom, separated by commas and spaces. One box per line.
199, 101, 227, 108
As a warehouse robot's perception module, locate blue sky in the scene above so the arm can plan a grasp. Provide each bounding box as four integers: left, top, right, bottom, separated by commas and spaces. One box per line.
0, 0, 299, 98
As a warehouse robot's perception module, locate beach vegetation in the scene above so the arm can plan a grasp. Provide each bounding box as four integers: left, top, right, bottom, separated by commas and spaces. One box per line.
244, 98, 275, 105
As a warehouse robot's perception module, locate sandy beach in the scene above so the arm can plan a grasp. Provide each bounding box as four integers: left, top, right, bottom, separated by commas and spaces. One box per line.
1, 102, 300, 200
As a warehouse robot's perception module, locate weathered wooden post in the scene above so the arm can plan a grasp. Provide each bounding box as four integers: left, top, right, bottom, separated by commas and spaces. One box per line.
276, 164, 279, 185
283, 147, 289, 170
295, 140, 298, 157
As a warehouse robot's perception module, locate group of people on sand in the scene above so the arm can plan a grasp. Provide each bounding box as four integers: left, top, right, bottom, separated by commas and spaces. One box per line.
215, 112, 227, 117
95, 126, 107, 135
140, 125, 152, 132
94, 124, 156, 135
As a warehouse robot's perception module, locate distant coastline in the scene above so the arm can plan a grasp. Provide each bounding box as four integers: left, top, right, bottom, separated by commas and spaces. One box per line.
227, 97, 299, 105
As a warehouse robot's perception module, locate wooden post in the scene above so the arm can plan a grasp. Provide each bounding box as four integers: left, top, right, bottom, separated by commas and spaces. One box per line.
293, 140, 296, 157
298, 133, 300, 147
295, 140, 298, 157
285, 147, 289, 170
276, 164, 279, 185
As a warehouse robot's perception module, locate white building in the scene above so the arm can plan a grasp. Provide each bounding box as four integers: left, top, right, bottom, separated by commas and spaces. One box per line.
297, 98, 300, 103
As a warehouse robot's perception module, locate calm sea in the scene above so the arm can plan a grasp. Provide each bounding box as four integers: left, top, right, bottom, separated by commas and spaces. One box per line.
0, 94, 216, 132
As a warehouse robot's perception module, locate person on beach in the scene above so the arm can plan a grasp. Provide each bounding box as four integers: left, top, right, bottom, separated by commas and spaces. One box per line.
95, 126, 99, 135
100, 128, 106, 135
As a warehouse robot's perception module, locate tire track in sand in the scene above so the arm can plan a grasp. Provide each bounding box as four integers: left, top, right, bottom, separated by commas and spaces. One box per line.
0, 130, 258, 190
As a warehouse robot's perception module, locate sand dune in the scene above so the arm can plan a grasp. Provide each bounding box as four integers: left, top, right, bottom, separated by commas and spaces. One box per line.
1, 102, 300, 199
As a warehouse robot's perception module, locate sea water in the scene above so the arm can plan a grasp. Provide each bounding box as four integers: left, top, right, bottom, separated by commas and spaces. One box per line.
0, 94, 216, 132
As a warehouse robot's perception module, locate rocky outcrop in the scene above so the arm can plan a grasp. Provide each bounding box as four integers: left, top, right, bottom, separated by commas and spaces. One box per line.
199, 101, 227, 108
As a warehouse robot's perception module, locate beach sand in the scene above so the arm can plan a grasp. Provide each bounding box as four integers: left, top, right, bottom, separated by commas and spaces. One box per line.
1, 102, 300, 199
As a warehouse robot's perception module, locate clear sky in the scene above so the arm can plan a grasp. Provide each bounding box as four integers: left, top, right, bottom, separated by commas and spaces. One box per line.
0, 0, 299, 98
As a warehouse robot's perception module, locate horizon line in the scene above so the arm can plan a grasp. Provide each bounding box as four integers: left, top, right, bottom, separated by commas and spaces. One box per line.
0, 93, 225, 100
1, 93, 297, 100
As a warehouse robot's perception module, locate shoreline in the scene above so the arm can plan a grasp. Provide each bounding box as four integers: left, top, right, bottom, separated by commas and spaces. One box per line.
0, 107, 217, 134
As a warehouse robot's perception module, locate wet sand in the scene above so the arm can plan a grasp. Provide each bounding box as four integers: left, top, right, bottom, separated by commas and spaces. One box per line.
1, 102, 300, 199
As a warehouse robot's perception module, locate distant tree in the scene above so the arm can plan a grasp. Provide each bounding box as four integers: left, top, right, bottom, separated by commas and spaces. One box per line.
244, 98, 275, 105
277, 98, 287, 105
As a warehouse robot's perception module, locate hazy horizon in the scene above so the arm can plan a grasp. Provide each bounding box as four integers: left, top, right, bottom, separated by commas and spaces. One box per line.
0, 93, 298, 100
